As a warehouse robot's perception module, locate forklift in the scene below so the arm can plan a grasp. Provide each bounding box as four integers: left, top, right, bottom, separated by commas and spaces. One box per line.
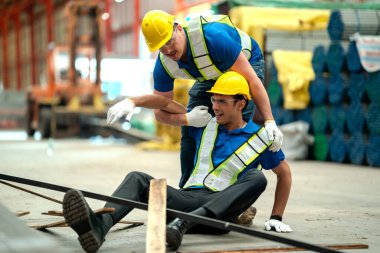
26, 0, 105, 138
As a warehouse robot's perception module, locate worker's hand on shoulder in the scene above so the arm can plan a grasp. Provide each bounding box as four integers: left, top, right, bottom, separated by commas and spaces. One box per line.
107, 98, 136, 125
186, 105, 212, 127
264, 120, 283, 152
264, 219, 293, 233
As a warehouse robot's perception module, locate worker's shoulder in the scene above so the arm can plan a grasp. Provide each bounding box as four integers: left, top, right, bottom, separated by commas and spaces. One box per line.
203, 22, 236, 36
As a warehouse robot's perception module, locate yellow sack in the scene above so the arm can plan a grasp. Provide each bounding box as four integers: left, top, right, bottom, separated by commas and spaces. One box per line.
272, 50, 315, 110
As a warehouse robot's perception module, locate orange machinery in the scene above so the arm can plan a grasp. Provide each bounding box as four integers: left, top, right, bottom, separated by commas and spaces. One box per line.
26, 0, 105, 138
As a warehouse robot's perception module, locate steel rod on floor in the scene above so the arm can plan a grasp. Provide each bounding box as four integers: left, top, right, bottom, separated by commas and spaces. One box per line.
0, 179, 62, 204
0, 173, 342, 253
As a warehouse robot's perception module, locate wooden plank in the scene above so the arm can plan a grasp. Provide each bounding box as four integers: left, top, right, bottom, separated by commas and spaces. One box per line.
146, 179, 167, 253
179, 243, 369, 253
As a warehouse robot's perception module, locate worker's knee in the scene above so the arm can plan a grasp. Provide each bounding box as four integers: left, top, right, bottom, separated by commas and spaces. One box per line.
124, 171, 152, 185
245, 170, 267, 194
256, 172, 268, 193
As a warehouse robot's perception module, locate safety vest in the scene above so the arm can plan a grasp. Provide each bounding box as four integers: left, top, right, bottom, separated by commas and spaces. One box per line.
184, 118, 272, 191
159, 15, 252, 82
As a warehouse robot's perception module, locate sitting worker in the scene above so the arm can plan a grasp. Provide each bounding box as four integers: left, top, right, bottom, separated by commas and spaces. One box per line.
63, 71, 292, 253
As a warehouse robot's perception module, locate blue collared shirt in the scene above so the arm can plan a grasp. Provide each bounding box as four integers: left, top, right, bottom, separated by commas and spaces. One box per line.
189, 119, 285, 176
153, 22, 262, 92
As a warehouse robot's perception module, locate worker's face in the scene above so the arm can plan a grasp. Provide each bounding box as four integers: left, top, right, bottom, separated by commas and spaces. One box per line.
211, 94, 245, 129
159, 25, 185, 61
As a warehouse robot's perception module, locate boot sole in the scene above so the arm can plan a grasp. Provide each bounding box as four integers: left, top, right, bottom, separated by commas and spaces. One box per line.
63, 189, 102, 253
166, 227, 182, 250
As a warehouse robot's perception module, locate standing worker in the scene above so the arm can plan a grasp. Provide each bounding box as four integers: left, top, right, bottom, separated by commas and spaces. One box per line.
107, 10, 283, 190
65, 71, 292, 253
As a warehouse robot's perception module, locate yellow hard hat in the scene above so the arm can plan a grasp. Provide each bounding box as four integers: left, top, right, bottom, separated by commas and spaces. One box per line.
141, 10, 175, 52
207, 71, 252, 100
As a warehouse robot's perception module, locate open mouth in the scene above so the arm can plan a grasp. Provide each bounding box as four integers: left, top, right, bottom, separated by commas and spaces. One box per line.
215, 113, 223, 120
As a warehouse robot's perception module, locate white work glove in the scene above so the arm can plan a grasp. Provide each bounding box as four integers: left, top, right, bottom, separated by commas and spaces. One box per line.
107, 98, 135, 125
264, 219, 293, 233
264, 120, 283, 152
185, 105, 212, 127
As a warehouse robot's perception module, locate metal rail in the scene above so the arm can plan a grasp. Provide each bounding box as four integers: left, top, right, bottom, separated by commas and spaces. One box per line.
0, 173, 342, 253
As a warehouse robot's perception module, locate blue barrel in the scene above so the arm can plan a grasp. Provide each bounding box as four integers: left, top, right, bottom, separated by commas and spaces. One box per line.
272, 106, 284, 126
312, 45, 326, 74
282, 109, 296, 124
365, 71, 380, 104
269, 60, 278, 81
267, 79, 283, 107
312, 105, 328, 134
296, 108, 313, 127
309, 75, 327, 106
367, 135, 380, 167
313, 133, 329, 161
326, 42, 345, 73
346, 101, 366, 134
348, 72, 366, 102
347, 132, 366, 165
327, 10, 344, 41
328, 74, 346, 105
346, 40, 363, 73
329, 131, 347, 163
367, 102, 380, 136
328, 105, 346, 133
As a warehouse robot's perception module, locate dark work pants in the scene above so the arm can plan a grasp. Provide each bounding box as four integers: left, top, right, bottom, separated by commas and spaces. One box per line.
104, 169, 267, 233
179, 58, 265, 188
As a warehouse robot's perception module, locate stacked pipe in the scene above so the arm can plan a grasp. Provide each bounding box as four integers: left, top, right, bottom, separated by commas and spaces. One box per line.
309, 8, 380, 167
266, 8, 379, 166
308, 10, 357, 164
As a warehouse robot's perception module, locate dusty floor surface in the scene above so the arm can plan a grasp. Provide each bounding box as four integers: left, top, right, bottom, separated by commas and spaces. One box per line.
0, 138, 379, 253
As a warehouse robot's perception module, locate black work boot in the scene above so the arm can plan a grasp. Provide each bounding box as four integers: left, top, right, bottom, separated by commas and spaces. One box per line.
166, 217, 192, 251
63, 189, 113, 253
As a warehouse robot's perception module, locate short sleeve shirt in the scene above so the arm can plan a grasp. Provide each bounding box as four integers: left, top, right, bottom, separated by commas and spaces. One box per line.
153, 22, 262, 92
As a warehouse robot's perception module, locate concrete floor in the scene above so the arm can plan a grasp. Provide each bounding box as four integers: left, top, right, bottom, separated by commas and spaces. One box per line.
0, 138, 379, 253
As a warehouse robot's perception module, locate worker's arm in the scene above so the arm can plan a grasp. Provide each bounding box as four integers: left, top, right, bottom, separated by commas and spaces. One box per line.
152, 90, 187, 126
130, 94, 187, 114
230, 52, 283, 152
152, 90, 211, 127
264, 160, 293, 233
107, 91, 211, 127
230, 52, 273, 121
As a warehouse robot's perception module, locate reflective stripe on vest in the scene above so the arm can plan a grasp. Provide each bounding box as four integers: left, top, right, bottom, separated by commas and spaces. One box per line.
160, 15, 252, 82
184, 120, 272, 191
183, 118, 219, 188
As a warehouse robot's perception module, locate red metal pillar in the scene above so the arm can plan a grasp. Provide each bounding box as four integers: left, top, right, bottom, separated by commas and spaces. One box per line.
1, 18, 9, 90
44, 0, 53, 43
28, 8, 37, 85
104, 0, 112, 52
133, 0, 140, 57
13, 14, 22, 91
43, 0, 55, 96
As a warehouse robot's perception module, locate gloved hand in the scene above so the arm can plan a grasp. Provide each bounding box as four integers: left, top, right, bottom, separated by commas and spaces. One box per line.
107, 98, 135, 125
264, 219, 293, 233
264, 120, 283, 152
185, 106, 212, 127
